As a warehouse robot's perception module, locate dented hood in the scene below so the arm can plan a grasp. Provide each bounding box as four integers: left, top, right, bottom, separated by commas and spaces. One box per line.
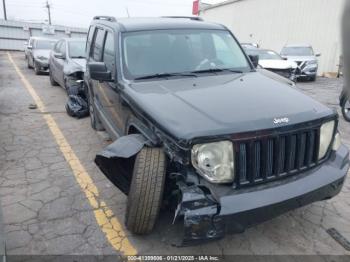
259, 59, 297, 70
64, 58, 86, 75
126, 72, 333, 141
33, 49, 50, 59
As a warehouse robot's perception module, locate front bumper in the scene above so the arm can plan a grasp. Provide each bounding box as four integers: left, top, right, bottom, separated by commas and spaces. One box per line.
296, 65, 318, 78
34, 59, 49, 72
176, 145, 349, 245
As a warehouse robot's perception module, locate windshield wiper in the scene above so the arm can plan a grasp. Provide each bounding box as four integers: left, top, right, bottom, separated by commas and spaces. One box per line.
134, 72, 197, 80
71, 56, 85, 59
191, 68, 244, 74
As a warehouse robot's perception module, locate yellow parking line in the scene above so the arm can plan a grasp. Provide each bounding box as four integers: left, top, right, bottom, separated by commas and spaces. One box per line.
7, 52, 137, 256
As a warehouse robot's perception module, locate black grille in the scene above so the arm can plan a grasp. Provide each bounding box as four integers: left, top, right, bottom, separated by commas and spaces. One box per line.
234, 127, 323, 188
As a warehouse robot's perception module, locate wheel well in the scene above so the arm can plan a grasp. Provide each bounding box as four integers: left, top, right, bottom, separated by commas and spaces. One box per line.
128, 125, 141, 135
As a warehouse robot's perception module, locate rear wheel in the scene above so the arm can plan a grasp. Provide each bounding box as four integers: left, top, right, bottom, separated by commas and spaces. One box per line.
342, 98, 350, 122
88, 86, 104, 131
49, 68, 59, 86
125, 147, 166, 234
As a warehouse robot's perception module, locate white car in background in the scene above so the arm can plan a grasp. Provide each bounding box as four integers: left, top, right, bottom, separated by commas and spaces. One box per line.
281, 45, 320, 81
244, 48, 297, 81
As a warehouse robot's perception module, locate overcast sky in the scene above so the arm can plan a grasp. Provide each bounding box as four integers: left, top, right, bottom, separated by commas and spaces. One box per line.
0, 0, 224, 28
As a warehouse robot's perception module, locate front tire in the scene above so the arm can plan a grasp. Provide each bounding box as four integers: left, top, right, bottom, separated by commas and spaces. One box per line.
342, 98, 350, 122
33, 60, 40, 75
27, 58, 32, 69
125, 147, 166, 234
49, 68, 59, 86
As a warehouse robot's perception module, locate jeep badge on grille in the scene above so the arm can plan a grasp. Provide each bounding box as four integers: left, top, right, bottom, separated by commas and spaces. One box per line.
274, 117, 290, 124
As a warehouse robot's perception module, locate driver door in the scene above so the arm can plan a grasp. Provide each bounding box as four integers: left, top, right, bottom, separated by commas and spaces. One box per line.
56, 41, 66, 87
99, 29, 126, 137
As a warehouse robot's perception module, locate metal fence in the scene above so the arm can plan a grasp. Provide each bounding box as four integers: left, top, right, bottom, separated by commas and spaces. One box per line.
0, 19, 88, 51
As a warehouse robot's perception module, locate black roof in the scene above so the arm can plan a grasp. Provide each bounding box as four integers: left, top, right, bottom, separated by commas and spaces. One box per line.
92, 17, 226, 32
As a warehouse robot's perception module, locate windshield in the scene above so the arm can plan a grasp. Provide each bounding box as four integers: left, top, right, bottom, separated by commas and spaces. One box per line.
246, 49, 282, 60
122, 29, 251, 80
281, 47, 314, 56
68, 41, 86, 58
35, 40, 56, 49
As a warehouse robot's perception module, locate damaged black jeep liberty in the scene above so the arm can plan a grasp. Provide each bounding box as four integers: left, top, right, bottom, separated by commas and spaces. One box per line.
85, 16, 350, 244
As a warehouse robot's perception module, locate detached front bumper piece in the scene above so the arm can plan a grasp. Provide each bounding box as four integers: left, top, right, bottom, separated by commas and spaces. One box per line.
177, 145, 349, 245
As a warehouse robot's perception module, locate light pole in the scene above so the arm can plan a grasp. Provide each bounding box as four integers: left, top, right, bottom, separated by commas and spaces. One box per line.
2, 0, 7, 20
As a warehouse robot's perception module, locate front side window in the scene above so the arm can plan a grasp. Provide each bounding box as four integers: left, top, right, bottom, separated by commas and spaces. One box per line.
122, 29, 251, 80
103, 32, 115, 75
92, 28, 105, 61
53, 41, 62, 53
35, 40, 56, 50
68, 41, 86, 58
59, 41, 66, 56
281, 47, 314, 56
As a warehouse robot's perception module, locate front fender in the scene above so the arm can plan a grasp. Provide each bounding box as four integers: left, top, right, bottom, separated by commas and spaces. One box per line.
95, 134, 149, 194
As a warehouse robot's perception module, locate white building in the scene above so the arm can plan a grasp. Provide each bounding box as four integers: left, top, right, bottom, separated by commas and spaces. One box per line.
200, 0, 345, 75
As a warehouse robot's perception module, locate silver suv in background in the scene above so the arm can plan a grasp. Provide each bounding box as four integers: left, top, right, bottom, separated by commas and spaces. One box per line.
281, 44, 320, 81
26, 37, 57, 75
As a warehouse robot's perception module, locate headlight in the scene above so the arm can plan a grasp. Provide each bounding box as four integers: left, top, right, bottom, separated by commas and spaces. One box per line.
318, 120, 335, 159
306, 60, 317, 66
191, 141, 234, 183
332, 132, 341, 151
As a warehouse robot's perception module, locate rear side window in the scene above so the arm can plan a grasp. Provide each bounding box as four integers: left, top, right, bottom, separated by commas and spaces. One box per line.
103, 32, 115, 74
92, 28, 105, 61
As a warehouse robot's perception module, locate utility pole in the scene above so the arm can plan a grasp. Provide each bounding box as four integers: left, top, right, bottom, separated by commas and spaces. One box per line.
2, 0, 7, 20
45, 1, 51, 25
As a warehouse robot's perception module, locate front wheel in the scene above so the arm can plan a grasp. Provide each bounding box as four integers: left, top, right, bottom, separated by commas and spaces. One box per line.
33, 60, 40, 75
342, 98, 350, 122
27, 58, 32, 69
309, 75, 316, 81
125, 147, 166, 234
49, 68, 59, 86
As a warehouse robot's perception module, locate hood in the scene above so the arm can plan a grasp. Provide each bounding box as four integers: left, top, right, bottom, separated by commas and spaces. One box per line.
33, 49, 51, 59
64, 58, 86, 75
259, 59, 297, 69
126, 72, 333, 141
284, 56, 317, 63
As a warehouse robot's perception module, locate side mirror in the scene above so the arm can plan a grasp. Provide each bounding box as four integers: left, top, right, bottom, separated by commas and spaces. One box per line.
282, 57, 288, 60
54, 52, 65, 59
316, 53, 321, 57
27, 46, 33, 49
88, 62, 113, 82
248, 55, 259, 68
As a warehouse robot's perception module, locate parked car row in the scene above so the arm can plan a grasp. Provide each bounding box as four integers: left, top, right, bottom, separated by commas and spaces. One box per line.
242, 43, 320, 81
23, 16, 349, 245
25, 36, 87, 92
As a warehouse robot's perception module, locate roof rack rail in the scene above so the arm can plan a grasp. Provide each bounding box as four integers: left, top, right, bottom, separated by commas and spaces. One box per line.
161, 16, 203, 21
93, 16, 117, 22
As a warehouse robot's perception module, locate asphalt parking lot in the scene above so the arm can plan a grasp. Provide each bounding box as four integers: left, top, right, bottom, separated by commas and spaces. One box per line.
0, 51, 350, 256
